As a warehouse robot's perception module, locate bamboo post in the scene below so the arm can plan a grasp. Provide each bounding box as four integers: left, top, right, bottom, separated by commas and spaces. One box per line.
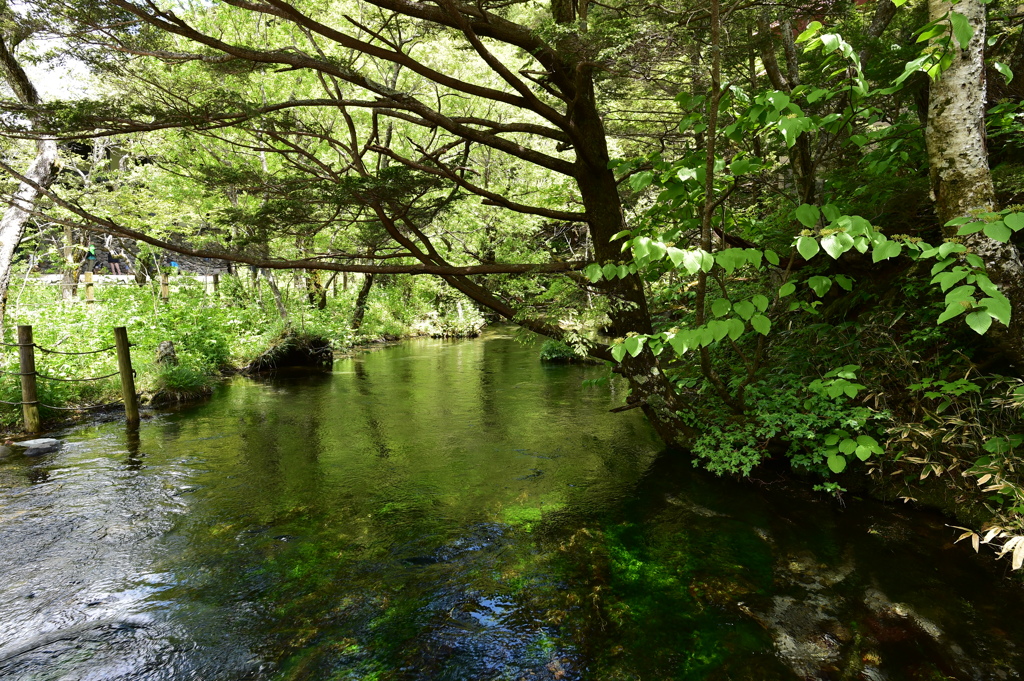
160, 273, 169, 302
84, 271, 95, 305
17, 325, 40, 433
113, 327, 139, 426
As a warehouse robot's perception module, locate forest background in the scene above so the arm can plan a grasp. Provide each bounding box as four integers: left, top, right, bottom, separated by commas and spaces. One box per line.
3, 0, 1024, 568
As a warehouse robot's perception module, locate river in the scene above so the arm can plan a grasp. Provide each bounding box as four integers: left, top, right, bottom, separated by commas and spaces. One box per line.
1, 328, 1022, 680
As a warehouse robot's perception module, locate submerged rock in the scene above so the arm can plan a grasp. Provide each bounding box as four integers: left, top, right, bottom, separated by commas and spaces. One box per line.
12, 438, 61, 456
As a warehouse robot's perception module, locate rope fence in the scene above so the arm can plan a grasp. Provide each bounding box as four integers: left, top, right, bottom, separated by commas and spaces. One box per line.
0, 325, 140, 432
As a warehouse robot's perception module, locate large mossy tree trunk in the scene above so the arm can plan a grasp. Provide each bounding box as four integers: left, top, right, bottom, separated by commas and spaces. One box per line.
926, 0, 1024, 365
351, 273, 374, 331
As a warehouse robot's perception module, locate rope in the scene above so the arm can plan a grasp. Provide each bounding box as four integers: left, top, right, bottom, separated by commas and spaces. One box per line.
0, 342, 116, 355
36, 371, 120, 382
0, 398, 27, 405
34, 344, 117, 356
38, 400, 125, 411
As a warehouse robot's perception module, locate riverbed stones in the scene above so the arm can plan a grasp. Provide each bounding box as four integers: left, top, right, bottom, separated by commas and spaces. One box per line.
12, 438, 61, 455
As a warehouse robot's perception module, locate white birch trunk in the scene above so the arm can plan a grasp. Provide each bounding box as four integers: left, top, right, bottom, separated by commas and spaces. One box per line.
926, 0, 1024, 364
0, 138, 58, 321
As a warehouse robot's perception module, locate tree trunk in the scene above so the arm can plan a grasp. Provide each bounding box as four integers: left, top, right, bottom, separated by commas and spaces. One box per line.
926, 0, 1024, 365
262, 269, 290, 323
352, 273, 374, 331
0, 138, 58, 322
0, 34, 58, 327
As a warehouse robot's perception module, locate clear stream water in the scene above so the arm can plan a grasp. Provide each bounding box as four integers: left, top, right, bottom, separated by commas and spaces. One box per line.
1, 328, 1023, 680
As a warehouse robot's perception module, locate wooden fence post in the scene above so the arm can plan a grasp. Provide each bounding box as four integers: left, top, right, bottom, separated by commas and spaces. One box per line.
212, 273, 219, 295
84, 271, 95, 305
160, 273, 169, 302
113, 327, 139, 427
17, 325, 40, 433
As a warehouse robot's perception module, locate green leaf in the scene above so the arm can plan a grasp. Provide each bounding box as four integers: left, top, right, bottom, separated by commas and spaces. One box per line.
795, 203, 821, 228
807, 275, 832, 297
824, 434, 840, 446
751, 314, 771, 335
666, 247, 685, 268
938, 241, 967, 258
984, 222, 1013, 242
855, 445, 872, 461
779, 282, 796, 297
937, 302, 966, 324
602, 263, 618, 280
872, 239, 902, 262
1005, 212, 1024, 232
821, 204, 841, 222
827, 454, 847, 474
733, 300, 756, 320
835, 274, 854, 291
624, 335, 645, 357
797, 236, 820, 260
995, 62, 1014, 84
945, 284, 976, 304
629, 171, 654, 191
821, 232, 854, 259
765, 249, 780, 266
585, 264, 603, 283
949, 11, 975, 50
611, 343, 627, 362
616, 264, 630, 279
647, 241, 667, 261
727, 317, 745, 341
632, 236, 650, 260
839, 438, 857, 455
957, 222, 986, 236
752, 294, 770, 312
981, 295, 1012, 326
966, 309, 992, 335
699, 251, 715, 272
668, 331, 694, 355
711, 298, 732, 317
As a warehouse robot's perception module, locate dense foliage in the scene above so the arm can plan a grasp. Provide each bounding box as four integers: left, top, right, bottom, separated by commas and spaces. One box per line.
4, 0, 1024, 566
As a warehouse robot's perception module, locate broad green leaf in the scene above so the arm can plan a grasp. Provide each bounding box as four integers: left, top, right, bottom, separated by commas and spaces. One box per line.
585, 264, 603, 282
765, 249, 780, 266
1005, 212, 1024, 232
957, 221, 986, 236
616, 264, 630, 279
984, 222, 1013, 242
751, 314, 771, 335
856, 435, 879, 448
668, 331, 693, 355
839, 438, 857, 455
611, 343, 627, 362
602, 263, 618, 280
698, 326, 716, 347
822, 204, 841, 222
752, 294, 770, 312
711, 298, 732, 317
824, 434, 840, 446
629, 171, 654, 191
705, 320, 727, 344
680, 250, 703, 274
808, 275, 832, 297
945, 284, 976, 304
666, 247, 686, 268
949, 11, 975, 50
855, 445, 872, 461
835, 274, 854, 291
647, 241, 668, 260
727, 317, 745, 341
872, 239, 902, 262
933, 269, 968, 292
828, 454, 847, 473
821, 232, 854, 259
976, 274, 1000, 297
938, 241, 967, 258
937, 302, 966, 324
797, 235, 820, 260
981, 296, 1012, 326
795, 203, 821, 228
966, 309, 992, 335
632, 236, 650, 260
734, 300, 756, 320
779, 282, 796, 297
699, 251, 715, 272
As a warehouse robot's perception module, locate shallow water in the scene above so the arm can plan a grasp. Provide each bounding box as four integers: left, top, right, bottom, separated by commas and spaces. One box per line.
1, 329, 1022, 680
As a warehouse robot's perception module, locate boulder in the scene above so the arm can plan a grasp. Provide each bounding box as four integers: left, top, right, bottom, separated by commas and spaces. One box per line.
156, 340, 179, 366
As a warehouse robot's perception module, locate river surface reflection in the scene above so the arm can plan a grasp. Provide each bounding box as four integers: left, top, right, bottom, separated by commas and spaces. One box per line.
0, 328, 1022, 680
